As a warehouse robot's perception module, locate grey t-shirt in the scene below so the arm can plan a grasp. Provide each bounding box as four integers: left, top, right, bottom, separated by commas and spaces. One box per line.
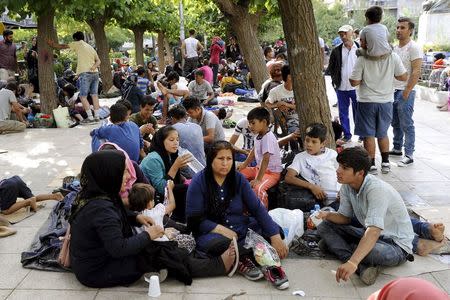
172, 121, 206, 166
0, 88, 16, 121
350, 52, 406, 103
360, 23, 391, 57
188, 80, 213, 100
338, 174, 414, 254
189, 108, 225, 144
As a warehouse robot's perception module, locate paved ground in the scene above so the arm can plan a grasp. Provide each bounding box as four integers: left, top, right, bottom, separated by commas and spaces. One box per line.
0, 77, 449, 299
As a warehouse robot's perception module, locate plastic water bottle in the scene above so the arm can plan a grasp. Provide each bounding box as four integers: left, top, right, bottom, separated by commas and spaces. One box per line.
178, 147, 204, 174
314, 204, 321, 212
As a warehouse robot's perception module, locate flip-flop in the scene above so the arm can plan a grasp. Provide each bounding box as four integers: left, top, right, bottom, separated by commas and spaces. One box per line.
228, 236, 240, 277
0, 225, 17, 238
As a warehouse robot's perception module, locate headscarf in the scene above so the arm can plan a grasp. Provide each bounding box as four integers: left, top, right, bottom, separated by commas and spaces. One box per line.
149, 126, 181, 184
98, 142, 137, 200
367, 277, 449, 300
69, 151, 131, 236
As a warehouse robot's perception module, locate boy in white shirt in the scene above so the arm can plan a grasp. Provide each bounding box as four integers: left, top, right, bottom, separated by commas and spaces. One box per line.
284, 123, 340, 211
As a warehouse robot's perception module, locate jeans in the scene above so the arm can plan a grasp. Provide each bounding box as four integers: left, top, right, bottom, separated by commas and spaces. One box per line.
391, 90, 415, 157
336, 90, 357, 139
211, 64, 219, 86
78, 72, 99, 97
411, 218, 432, 253
317, 221, 407, 272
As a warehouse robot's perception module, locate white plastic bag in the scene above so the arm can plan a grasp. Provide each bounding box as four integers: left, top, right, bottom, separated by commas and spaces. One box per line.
52, 106, 71, 128
244, 229, 280, 267
268, 208, 304, 247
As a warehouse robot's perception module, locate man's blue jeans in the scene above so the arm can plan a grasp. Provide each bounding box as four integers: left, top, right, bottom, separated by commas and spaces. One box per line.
335, 90, 357, 139
392, 90, 416, 157
317, 221, 407, 271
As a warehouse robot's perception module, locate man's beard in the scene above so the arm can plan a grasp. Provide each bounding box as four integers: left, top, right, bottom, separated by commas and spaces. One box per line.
4, 39, 13, 45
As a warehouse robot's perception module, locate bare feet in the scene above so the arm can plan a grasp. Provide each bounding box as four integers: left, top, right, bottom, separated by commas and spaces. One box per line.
220, 242, 237, 274
429, 223, 445, 242
29, 197, 38, 212
417, 238, 445, 256
52, 192, 64, 201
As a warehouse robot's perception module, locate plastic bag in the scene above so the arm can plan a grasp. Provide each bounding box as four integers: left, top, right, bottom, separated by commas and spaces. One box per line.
53, 106, 72, 128
244, 229, 280, 267
268, 208, 304, 247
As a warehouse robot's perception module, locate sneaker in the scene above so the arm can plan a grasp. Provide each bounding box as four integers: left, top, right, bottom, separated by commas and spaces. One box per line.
389, 149, 403, 156
381, 162, 391, 174
262, 266, 289, 290
94, 116, 100, 122
369, 165, 378, 175
359, 266, 380, 286
237, 257, 264, 281
439, 105, 448, 111
80, 118, 95, 125
398, 156, 414, 167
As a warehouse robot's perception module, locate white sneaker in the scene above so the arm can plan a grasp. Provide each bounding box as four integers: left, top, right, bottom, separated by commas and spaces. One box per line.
369, 165, 378, 175
398, 156, 414, 167
381, 162, 391, 174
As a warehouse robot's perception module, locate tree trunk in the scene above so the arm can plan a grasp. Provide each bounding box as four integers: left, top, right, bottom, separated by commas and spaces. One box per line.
213, 0, 268, 92
133, 27, 145, 66
278, 0, 334, 147
164, 37, 174, 66
87, 17, 113, 93
157, 31, 165, 73
37, 7, 58, 114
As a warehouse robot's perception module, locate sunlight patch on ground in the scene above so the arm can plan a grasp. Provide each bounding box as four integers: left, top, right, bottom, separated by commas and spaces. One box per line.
28, 142, 56, 156
0, 152, 55, 169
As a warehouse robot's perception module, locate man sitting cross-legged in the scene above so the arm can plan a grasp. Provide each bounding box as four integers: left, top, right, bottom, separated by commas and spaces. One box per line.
316, 147, 414, 286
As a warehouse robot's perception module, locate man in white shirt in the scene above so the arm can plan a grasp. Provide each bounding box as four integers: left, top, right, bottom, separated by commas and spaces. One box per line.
326, 25, 359, 142
0, 81, 28, 134
48, 31, 101, 124
389, 17, 423, 167
350, 41, 407, 175
181, 29, 203, 77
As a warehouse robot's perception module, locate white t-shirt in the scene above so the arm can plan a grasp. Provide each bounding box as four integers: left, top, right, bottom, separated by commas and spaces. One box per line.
339, 43, 357, 91
393, 40, 423, 90
360, 23, 391, 57
68, 40, 99, 74
288, 148, 341, 195
267, 84, 298, 120
233, 118, 257, 150
319, 37, 325, 48
184, 37, 199, 58
350, 53, 406, 103
0, 88, 17, 121
135, 203, 169, 242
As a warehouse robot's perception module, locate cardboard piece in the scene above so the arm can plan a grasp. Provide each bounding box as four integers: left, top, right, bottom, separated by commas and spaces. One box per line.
1, 203, 45, 224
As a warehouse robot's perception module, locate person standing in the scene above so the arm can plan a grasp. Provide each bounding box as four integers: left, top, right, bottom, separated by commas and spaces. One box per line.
48, 31, 102, 124
210, 36, 225, 87
327, 25, 359, 142
0, 30, 17, 81
390, 17, 423, 167
25, 36, 39, 94
349, 35, 407, 175
182, 29, 203, 77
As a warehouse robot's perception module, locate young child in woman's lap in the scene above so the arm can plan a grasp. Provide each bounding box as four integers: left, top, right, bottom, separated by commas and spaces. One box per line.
128, 181, 175, 241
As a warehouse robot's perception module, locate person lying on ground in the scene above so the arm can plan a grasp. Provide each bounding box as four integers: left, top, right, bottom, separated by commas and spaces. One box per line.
0, 176, 63, 215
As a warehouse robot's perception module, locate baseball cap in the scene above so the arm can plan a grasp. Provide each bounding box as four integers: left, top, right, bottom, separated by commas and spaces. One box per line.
338, 25, 353, 33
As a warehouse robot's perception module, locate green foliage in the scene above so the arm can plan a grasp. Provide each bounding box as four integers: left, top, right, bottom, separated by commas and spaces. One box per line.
312, 0, 349, 44
258, 15, 283, 43
349, 9, 397, 42
106, 26, 132, 51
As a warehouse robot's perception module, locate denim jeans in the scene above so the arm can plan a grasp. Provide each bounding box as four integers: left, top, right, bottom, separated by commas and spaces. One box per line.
411, 218, 432, 253
391, 90, 416, 157
78, 72, 99, 97
317, 221, 407, 272
336, 90, 357, 139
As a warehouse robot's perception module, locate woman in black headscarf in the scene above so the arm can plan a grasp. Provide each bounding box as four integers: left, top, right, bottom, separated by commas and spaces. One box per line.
140, 126, 191, 222
69, 151, 237, 288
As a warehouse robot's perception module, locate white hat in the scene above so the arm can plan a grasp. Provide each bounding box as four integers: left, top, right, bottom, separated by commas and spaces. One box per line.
338, 25, 353, 33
